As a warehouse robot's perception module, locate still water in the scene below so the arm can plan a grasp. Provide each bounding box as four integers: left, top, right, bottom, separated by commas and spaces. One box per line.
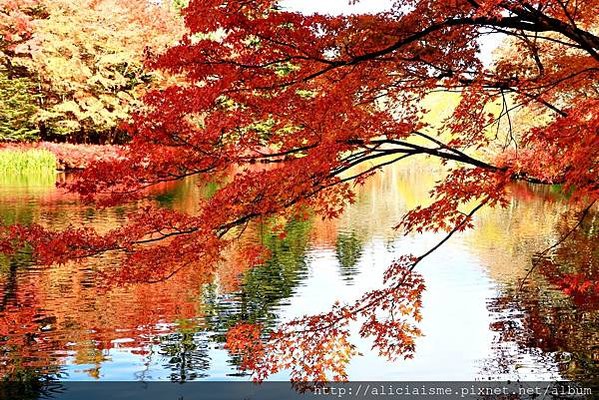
0, 165, 597, 384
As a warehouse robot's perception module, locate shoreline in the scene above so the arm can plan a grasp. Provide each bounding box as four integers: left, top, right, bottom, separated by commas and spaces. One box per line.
0, 142, 125, 172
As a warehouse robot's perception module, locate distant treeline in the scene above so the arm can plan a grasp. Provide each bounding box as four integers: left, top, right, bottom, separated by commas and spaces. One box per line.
0, 0, 187, 144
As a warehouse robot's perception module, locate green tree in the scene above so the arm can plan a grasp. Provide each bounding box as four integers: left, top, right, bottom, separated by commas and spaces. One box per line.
0, 69, 38, 141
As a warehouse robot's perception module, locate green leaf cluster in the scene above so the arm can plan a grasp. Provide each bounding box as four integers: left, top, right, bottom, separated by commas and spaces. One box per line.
0, 69, 39, 141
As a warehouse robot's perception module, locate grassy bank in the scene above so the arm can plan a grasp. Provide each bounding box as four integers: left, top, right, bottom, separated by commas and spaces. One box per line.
0, 142, 124, 174
0, 148, 57, 175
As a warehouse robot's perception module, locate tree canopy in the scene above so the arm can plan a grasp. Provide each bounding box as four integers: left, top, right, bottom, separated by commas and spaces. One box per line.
0, 0, 184, 142
1, 0, 598, 382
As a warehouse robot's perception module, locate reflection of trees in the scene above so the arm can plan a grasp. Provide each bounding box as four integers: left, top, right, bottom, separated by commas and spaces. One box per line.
204, 219, 312, 336
158, 329, 211, 382
468, 182, 569, 284
0, 253, 215, 382
153, 178, 218, 213
335, 232, 364, 283
0, 174, 316, 383
1, 253, 62, 386
0, 260, 19, 309
0, 174, 216, 382
2, 166, 595, 383
0, 269, 63, 386
131, 218, 314, 380
488, 211, 598, 384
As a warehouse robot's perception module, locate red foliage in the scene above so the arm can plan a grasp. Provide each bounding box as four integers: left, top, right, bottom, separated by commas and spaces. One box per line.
0, 142, 125, 170
1, 0, 598, 381
226, 259, 425, 382
39, 142, 125, 170
0, 0, 41, 49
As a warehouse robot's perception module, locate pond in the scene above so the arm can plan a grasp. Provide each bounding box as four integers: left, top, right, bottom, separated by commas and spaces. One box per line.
0, 165, 597, 385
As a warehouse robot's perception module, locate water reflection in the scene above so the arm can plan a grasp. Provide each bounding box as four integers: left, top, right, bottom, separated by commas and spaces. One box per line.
157, 330, 211, 382
485, 207, 598, 386
0, 164, 596, 385
335, 232, 364, 283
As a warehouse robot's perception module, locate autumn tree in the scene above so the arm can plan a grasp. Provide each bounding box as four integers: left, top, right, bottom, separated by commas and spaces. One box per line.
1, 0, 598, 381
0, 0, 42, 140
0, 0, 41, 63
0, 0, 184, 143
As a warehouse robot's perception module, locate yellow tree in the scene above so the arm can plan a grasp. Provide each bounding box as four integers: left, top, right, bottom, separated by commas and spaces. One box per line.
5, 0, 185, 143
